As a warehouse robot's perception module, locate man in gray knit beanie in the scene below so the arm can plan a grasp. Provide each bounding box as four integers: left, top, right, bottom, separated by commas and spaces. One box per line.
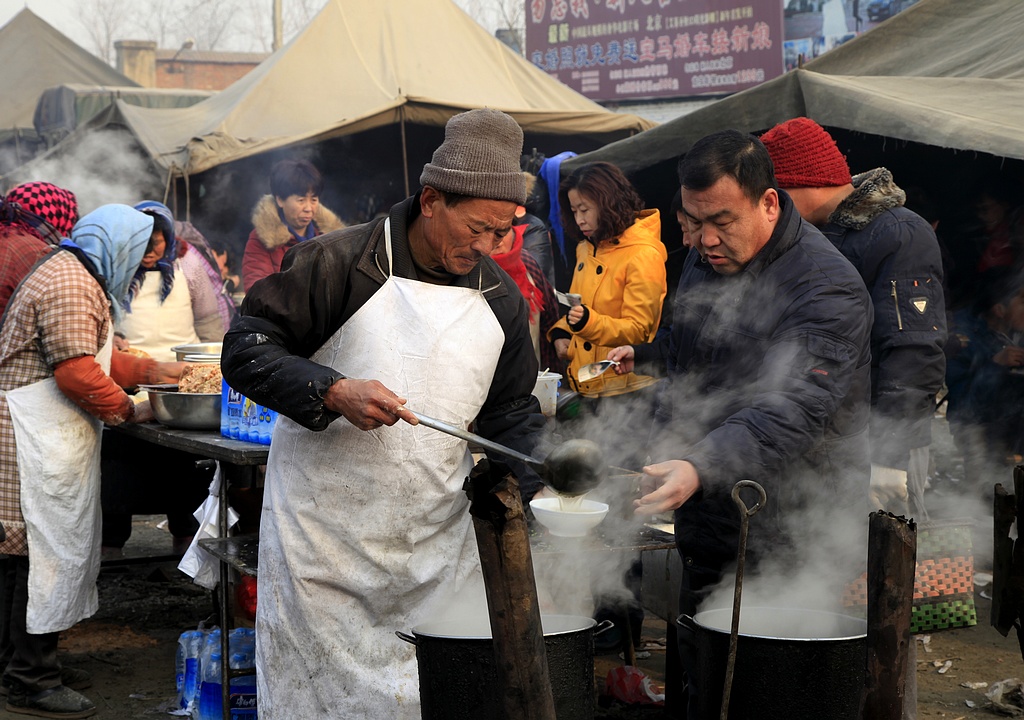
420, 108, 527, 205
222, 106, 546, 719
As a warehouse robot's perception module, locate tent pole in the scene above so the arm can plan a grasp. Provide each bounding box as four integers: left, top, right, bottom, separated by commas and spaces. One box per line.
184, 171, 191, 222
400, 112, 410, 197
162, 167, 174, 207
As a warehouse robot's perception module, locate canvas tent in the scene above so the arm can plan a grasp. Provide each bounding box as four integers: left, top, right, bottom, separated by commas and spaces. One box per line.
98, 0, 654, 186
33, 84, 214, 148
0, 9, 136, 151
565, 0, 1024, 176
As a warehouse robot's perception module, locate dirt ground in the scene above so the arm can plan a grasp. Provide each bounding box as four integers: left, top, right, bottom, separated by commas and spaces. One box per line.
0, 417, 1018, 719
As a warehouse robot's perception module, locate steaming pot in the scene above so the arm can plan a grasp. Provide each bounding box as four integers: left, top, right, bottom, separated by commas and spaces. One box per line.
679, 606, 867, 720
396, 614, 611, 720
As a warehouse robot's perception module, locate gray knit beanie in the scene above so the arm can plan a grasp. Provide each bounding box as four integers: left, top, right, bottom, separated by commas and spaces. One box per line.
420, 109, 527, 205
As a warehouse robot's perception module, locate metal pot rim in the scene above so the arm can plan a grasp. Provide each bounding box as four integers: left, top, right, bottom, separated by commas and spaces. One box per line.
411, 613, 597, 640
688, 606, 867, 642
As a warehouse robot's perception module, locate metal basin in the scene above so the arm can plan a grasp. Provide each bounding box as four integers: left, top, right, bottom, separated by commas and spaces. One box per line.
170, 342, 222, 362
146, 386, 221, 430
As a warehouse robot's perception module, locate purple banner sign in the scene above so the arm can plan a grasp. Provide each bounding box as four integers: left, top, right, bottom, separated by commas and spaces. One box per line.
525, 0, 785, 101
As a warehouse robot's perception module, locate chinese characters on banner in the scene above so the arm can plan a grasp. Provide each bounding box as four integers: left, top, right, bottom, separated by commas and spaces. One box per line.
525, 0, 785, 101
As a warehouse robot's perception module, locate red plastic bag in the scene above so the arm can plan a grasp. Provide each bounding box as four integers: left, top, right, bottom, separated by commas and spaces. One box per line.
604, 665, 665, 705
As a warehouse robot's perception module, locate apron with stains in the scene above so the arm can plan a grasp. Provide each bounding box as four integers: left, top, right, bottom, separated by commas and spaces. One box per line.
256, 219, 503, 719
5, 331, 111, 634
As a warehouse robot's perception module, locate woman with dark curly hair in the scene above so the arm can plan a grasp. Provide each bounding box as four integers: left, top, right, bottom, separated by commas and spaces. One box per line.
547, 161, 667, 400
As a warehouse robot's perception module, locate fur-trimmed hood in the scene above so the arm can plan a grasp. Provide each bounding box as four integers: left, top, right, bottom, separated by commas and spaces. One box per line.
827, 167, 906, 231
250, 194, 344, 251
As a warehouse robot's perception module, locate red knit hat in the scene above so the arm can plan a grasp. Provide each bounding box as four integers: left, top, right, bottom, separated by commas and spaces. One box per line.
759, 117, 852, 189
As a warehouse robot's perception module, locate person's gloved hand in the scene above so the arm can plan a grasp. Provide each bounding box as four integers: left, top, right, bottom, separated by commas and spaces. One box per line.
869, 464, 909, 515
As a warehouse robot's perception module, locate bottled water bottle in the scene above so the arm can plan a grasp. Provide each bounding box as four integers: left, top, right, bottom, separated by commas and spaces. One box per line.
192, 629, 221, 711
197, 651, 222, 720
175, 631, 189, 708
179, 630, 204, 710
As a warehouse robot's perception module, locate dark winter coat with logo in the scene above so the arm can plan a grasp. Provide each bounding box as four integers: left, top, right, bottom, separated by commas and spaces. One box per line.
638, 192, 872, 576
820, 168, 947, 470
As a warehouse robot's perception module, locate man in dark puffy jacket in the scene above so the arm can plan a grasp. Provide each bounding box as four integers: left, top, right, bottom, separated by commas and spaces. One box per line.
760, 117, 947, 523
609, 130, 872, 718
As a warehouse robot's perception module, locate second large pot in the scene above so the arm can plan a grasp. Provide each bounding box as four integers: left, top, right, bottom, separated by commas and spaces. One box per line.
398, 614, 608, 720
680, 606, 867, 720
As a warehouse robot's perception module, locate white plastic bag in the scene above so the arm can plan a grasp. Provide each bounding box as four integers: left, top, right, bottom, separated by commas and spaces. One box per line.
177, 463, 239, 589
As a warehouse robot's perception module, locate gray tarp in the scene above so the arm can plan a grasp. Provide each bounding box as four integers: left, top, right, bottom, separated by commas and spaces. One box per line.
98, 0, 655, 177
0, 10, 136, 143
33, 84, 214, 146
566, 0, 1024, 173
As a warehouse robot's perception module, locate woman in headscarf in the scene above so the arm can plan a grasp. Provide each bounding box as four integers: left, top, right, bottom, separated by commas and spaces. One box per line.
117, 201, 229, 362
0, 204, 180, 719
0, 181, 79, 316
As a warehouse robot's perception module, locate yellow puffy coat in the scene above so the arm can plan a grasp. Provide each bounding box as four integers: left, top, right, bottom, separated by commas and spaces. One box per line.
548, 209, 667, 398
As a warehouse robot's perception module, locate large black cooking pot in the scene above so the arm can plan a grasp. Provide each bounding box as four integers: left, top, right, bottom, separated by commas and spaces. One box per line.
679, 607, 867, 720
397, 614, 610, 720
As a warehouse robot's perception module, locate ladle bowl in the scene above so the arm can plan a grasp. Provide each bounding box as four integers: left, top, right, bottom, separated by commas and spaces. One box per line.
539, 438, 608, 497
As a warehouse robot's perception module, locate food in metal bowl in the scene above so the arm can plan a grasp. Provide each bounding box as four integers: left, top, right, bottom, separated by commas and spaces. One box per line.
145, 385, 221, 430
178, 363, 223, 394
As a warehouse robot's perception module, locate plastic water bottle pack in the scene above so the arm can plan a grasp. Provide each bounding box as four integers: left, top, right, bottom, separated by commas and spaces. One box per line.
175, 626, 257, 719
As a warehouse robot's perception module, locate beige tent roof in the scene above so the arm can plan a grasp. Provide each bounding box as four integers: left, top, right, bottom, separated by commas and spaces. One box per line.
108, 0, 654, 176
0, 9, 136, 140
566, 0, 1024, 174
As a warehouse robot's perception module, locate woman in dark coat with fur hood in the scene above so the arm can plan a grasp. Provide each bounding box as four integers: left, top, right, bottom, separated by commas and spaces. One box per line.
241, 159, 344, 290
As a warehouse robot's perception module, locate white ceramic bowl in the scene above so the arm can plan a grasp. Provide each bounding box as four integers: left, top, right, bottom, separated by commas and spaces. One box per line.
529, 497, 609, 537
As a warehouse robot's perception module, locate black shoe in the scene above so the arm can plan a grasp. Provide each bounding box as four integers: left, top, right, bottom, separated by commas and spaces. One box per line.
5, 685, 96, 718
1, 669, 92, 697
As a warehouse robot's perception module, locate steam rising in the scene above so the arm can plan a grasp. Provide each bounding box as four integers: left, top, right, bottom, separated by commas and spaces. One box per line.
3, 130, 163, 216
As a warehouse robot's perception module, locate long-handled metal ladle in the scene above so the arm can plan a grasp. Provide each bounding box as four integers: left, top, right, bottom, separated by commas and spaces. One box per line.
409, 410, 607, 496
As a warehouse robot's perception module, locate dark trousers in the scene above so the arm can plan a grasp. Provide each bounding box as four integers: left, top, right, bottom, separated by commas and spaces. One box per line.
0, 556, 60, 693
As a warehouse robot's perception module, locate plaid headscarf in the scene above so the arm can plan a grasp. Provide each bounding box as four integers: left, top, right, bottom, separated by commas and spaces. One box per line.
1, 181, 79, 244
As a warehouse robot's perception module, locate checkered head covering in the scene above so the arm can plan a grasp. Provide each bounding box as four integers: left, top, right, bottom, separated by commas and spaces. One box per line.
4, 182, 79, 241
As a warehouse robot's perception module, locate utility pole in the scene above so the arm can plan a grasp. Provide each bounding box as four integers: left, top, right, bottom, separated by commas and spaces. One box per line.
272, 0, 283, 51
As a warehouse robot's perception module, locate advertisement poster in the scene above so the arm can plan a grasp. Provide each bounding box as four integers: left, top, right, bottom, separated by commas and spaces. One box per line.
525, 0, 785, 101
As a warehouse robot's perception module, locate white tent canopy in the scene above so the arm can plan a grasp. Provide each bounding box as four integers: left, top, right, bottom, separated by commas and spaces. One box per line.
104, 0, 654, 177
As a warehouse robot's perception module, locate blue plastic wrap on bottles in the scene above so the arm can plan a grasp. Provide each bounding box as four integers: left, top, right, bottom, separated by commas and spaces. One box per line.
179, 630, 204, 710
197, 651, 222, 720
221, 379, 276, 445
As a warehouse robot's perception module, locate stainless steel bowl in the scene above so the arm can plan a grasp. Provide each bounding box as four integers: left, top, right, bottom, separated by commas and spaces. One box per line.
171, 342, 222, 362
147, 388, 221, 430
183, 353, 221, 363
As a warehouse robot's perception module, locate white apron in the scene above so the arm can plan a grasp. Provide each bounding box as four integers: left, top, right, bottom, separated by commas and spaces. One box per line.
118, 263, 199, 362
256, 220, 504, 719
5, 332, 111, 634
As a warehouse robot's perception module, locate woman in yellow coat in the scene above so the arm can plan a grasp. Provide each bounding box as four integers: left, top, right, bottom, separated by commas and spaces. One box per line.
548, 162, 667, 399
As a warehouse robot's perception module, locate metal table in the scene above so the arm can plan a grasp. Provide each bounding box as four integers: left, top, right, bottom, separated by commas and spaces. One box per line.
109, 422, 267, 720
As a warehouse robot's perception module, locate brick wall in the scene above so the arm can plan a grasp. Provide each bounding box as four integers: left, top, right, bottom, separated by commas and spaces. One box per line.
156, 60, 261, 91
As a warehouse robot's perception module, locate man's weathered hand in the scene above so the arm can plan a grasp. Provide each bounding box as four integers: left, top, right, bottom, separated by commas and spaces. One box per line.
634, 460, 701, 515
606, 345, 635, 374
324, 378, 416, 431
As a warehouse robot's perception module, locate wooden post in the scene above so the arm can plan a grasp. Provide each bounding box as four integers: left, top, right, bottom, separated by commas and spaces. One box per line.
466, 460, 556, 720
860, 511, 916, 720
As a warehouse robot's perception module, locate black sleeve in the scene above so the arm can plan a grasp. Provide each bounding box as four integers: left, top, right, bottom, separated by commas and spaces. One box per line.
865, 213, 948, 467
221, 238, 357, 431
